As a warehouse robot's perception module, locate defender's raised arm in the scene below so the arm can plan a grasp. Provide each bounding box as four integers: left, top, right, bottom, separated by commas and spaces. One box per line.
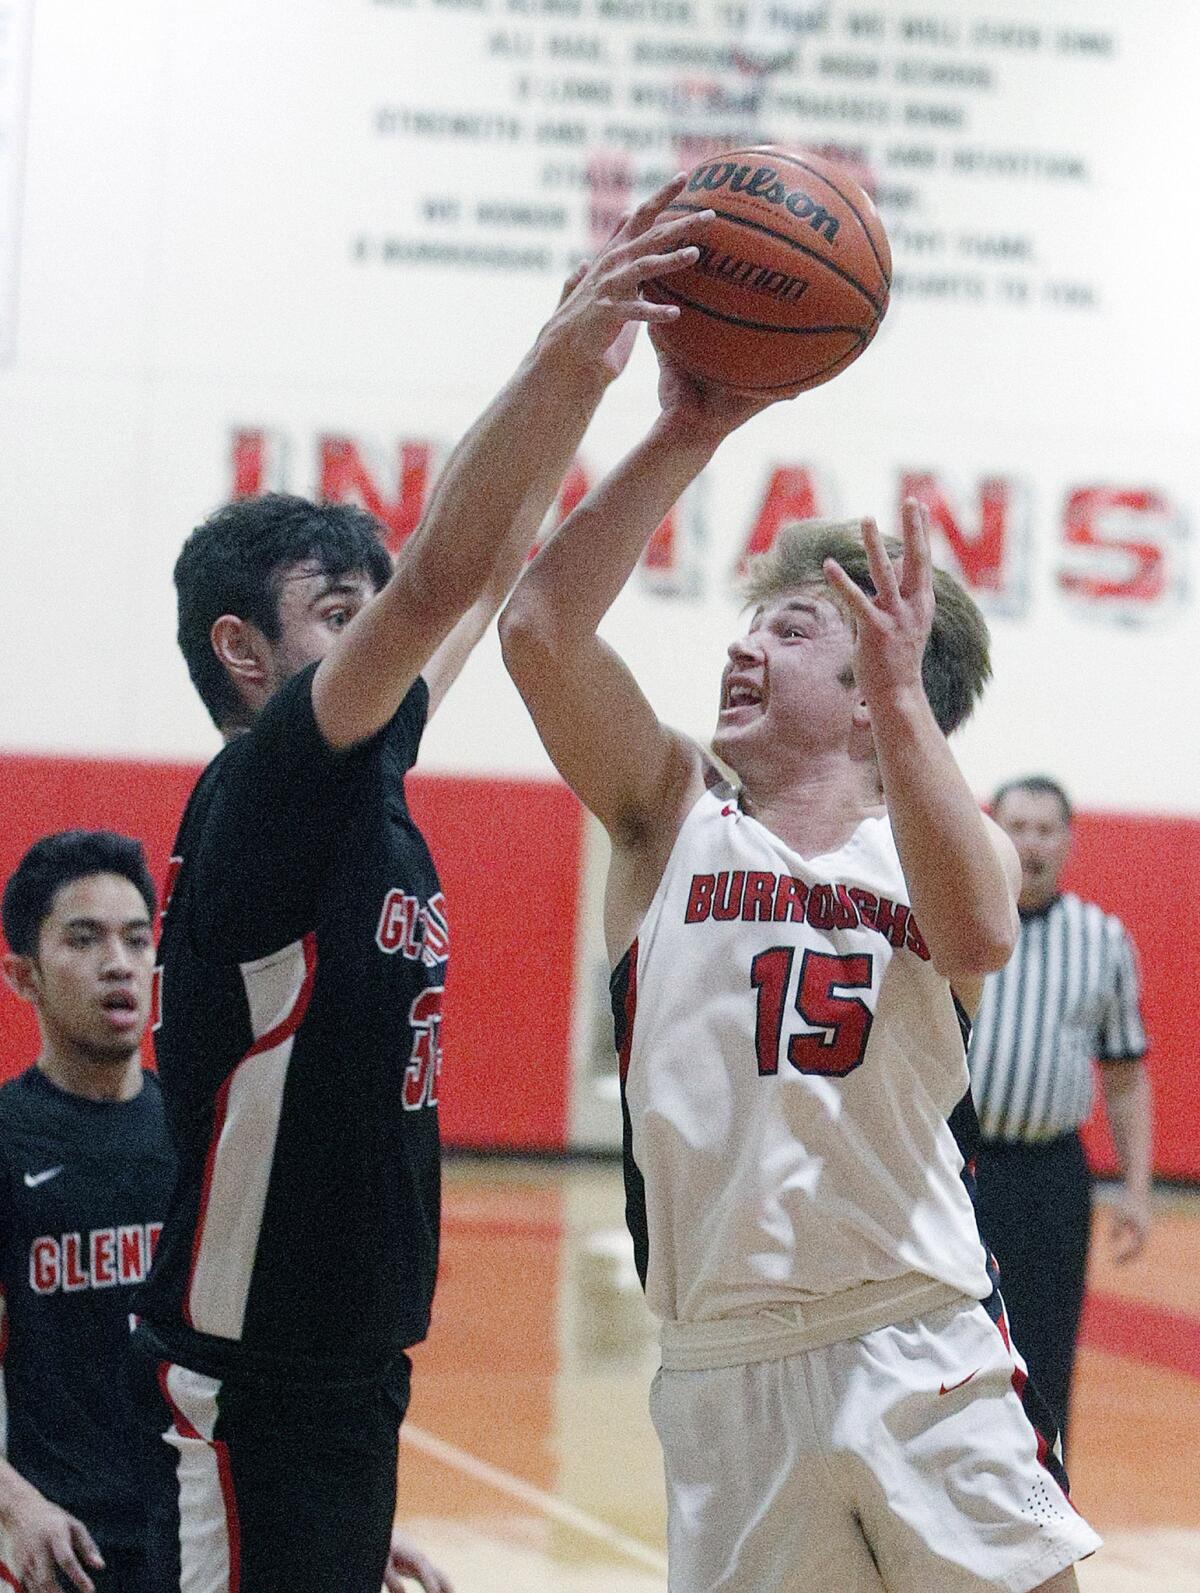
312, 179, 711, 749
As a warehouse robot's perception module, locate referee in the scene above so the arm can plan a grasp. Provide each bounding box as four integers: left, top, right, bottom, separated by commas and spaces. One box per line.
968, 774, 1153, 1448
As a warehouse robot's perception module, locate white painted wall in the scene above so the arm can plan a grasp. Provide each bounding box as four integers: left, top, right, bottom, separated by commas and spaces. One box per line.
2, 0, 1197, 813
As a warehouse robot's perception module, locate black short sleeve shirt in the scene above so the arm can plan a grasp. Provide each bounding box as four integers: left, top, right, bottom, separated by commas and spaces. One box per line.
139, 666, 446, 1382
0, 1068, 175, 1546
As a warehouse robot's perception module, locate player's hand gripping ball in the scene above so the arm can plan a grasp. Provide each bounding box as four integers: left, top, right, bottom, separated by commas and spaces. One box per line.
647, 147, 891, 393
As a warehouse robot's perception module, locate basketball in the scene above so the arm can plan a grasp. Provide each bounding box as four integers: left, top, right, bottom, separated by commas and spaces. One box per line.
649, 147, 892, 393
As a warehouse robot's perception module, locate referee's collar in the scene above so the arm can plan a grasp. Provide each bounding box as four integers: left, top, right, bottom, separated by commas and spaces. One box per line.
1018, 892, 1063, 922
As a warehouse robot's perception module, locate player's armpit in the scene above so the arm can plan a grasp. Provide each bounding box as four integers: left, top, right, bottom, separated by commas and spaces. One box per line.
499, 615, 704, 853
605, 745, 725, 964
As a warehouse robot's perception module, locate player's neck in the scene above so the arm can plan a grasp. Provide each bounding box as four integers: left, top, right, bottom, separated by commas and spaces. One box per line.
36, 1046, 144, 1104
739, 759, 883, 859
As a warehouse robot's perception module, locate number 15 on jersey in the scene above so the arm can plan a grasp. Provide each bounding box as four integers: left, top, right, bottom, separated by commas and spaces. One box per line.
751, 949, 875, 1078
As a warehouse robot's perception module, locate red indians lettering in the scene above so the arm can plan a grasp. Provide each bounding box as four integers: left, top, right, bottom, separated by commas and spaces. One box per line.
685, 872, 931, 960
375, 890, 450, 965
30, 1223, 163, 1295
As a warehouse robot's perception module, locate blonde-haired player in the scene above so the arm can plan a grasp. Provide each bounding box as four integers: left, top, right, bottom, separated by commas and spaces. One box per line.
499, 346, 1101, 1591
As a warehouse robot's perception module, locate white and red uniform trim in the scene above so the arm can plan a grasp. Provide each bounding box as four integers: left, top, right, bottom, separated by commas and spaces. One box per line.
185, 934, 317, 1338
157, 1361, 242, 1593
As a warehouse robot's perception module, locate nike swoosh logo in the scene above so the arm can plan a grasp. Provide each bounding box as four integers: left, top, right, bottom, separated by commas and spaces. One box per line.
24, 1167, 63, 1188
938, 1368, 980, 1396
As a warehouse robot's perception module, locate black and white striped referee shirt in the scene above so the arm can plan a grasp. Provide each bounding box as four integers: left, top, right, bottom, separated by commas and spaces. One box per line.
967, 892, 1148, 1144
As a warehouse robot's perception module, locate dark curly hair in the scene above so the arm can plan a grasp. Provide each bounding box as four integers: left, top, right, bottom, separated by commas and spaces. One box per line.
175, 494, 393, 728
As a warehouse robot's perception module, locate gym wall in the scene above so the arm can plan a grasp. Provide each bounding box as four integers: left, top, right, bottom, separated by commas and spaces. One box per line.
1, 0, 1196, 1173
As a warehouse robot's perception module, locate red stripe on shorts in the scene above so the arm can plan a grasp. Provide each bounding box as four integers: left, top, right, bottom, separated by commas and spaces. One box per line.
157, 1362, 244, 1592
985, 1305, 1073, 1503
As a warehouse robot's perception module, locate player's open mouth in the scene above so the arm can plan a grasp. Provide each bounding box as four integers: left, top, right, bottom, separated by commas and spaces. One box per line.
100, 991, 141, 1026
722, 680, 764, 714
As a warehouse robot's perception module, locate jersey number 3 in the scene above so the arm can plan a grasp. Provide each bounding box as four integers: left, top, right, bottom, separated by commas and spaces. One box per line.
403, 986, 444, 1110
751, 949, 874, 1078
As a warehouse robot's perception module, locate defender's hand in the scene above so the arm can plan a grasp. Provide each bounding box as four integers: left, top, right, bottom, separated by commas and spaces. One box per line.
822, 499, 934, 708
536, 175, 711, 377
2, 1492, 104, 1593
552, 258, 639, 383
383, 1526, 455, 1593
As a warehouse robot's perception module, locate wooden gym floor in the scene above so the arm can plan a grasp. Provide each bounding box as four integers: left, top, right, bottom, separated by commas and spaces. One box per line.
396, 1160, 1200, 1591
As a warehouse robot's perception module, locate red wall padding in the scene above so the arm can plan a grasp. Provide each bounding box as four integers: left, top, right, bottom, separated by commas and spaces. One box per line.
0, 753, 583, 1152
0, 752, 1195, 1176
406, 773, 582, 1150
1066, 812, 1199, 1181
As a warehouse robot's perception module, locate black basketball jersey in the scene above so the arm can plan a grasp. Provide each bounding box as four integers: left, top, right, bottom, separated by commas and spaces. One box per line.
0, 1066, 175, 1546
138, 664, 445, 1384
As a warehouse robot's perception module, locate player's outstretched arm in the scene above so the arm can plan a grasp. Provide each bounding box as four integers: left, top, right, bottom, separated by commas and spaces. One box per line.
823, 502, 1019, 1000
0, 1460, 104, 1593
420, 264, 643, 719
311, 178, 711, 749
501, 347, 788, 895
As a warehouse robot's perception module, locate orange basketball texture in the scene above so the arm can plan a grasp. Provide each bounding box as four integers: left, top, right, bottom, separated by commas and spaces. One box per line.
649, 147, 892, 392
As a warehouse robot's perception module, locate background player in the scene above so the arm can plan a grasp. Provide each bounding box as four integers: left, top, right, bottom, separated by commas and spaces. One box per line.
0, 832, 448, 1593
0, 830, 171, 1593
968, 772, 1152, 1447
500, 347, 1101, 1589
133, 181, 711, 1592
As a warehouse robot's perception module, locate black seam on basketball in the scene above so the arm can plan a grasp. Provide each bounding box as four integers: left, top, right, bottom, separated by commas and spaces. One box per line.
663, 201, 885, 315
785, 159, 890, 291
653, 280, 868, 338
758, 342, 865, 390
689, 153, 892, 296
798, 338, 869, 386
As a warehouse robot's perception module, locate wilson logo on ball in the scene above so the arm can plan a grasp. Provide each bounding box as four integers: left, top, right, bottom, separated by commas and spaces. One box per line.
687, 161, 842, 244
651, 145, 893, 394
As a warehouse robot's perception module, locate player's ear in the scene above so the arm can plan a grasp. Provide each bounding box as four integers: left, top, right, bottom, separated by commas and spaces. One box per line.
2, 952, 40, 1006
210, 614, 271, 693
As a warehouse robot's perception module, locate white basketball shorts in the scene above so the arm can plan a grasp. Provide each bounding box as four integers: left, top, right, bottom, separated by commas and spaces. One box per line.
650, 1296, 1101, 1592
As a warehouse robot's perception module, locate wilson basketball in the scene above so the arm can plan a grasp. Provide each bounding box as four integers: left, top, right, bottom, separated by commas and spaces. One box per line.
649, 147, 891, 393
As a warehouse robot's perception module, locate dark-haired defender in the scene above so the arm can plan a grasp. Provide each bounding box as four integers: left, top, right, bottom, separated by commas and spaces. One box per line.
968, 775, 1152, 1449
0, 831, 173, 1593
500, 351, 1101, 1590
133, 181, 710, 1593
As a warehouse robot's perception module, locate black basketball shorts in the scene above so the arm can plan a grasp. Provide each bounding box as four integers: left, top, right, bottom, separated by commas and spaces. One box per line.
131, 1336, 410, 1593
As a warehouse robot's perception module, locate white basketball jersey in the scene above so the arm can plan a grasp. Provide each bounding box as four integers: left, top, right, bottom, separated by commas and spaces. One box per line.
610, 786, 993, 1324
